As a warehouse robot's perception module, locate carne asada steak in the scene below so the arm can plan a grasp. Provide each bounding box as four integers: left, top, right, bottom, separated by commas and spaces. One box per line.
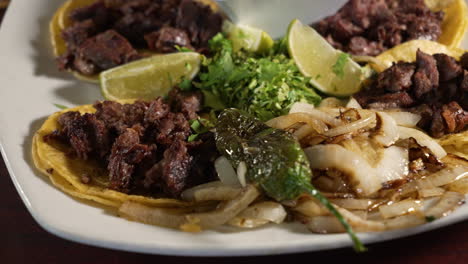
312, 0, 444, 56
355, 50, 468, 138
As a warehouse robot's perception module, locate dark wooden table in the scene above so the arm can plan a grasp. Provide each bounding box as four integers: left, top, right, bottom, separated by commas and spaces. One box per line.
3, 2, 468, 263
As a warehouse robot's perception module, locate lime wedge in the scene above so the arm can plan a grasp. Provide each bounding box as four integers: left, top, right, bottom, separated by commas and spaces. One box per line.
226, 22, 274, 53
287, 19, 363, 97
100, 52, 201, 100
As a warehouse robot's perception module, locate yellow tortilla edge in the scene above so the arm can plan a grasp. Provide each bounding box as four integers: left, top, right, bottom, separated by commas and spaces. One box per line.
32, 103, 192, 209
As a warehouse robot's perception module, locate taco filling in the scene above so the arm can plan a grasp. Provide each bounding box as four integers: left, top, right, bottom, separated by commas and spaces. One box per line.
354, 50, 468, 138
312, 0, 451, 56
56, 0, 224, 76
43, 88, 218, 197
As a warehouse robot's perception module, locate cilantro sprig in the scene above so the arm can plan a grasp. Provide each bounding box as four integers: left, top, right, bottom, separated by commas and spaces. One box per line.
194, 34, 321, 121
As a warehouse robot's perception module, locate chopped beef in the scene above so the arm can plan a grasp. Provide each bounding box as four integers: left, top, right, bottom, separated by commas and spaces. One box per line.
62, 19, 97, 51
144, 26, 192, 53
312, 0, 444, 56
461, 71, 468, 92
441, 102, 468, 134
56, 112, 93, 160
168, 88, 203, 120
154, 112, 191, 146
160, 140, 192, 196
413, 50, 439, 99
376, 62, 415, 92
46, 89, 212, 197
461, 53, 468, 70
57, 0, 224, 75
434, 54, 463, 82
75, 30, 141, 73
355, 50, 468, 137
108, 127, 153, 192
347, 37, 384, 57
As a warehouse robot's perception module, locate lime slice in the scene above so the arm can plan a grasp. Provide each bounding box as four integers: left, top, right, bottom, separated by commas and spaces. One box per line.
287, 19, 363, 97
100, 52, 201, 100
226, 22, 274, 53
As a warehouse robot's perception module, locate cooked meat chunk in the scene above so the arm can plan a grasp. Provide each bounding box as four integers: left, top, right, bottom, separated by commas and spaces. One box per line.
312, 0, 444, 56
168, 88, 203, 120
108, 127, 152, 192
413, 50, 439, 99
47, 89, 212, 197
434, 53, 463, 82
57, 0, 224, 75
376, 62, 415, 92
459, 53, 468, 70
441, 102, 468, 134
56, 112, 93, 160
355, 50, 468, 137
159, 140, 193, 196
76, 30, 141, 72
144, 26, 192, 53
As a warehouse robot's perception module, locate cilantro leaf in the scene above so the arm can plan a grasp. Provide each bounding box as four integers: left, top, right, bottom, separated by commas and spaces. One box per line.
196, 34, 321, 121
53, 103, 68, 110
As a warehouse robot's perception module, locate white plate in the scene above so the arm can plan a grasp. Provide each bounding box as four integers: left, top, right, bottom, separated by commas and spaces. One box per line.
0, 0, 467, 257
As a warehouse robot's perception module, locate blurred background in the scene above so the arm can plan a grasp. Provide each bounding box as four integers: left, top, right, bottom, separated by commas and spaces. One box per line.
0, 0, 8, 24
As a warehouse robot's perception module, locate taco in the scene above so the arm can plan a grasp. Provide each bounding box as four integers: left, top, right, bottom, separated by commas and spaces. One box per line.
50, 0, 224, 82
311, 0, 468, 56
353, 40, 468, 158
32, 88, 220, 209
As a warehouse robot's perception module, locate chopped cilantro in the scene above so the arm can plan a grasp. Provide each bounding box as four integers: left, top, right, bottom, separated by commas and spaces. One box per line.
53, 103, 68, 110
175, 45, 194, 52
425, 216, 436, 222
195, 34, 321, 121
188, 134, 199, 142
179, 79, 192, 91
332, 53, 350, 79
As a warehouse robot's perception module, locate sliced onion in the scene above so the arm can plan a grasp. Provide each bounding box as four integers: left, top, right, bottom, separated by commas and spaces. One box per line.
227, 217, 269, 228
384, 111, 421, 128
305, 144, 382, 196
424, 191, 465, 219
184, 185, 261, 230
215, 156, 241, 187
236, 162, 247, 187
318, 97, 346, 108
384, 214, 426, 230
346, 97, 363, 109
293, 124, 317, 140
372, 112, 399, 147
417, 166, 468, 189
330, 198, 376, 210
266, 113, 329, 134
181, 181, 241, 202
336, 207, 386, 232
119, 185, 260, 231
447, 178, 468, 194
293, 197, 330, 217
378, 199, 422, 219
398, 126, 447, 159
418, 187, 445, 198
228, 201, 287, 229
288, 104, 343, 126
374, 146, 409, 183
323, 112, 376, 137
306, 216, 346, 233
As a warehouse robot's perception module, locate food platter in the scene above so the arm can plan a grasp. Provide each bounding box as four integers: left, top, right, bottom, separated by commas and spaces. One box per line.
1, 0, 468, 256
